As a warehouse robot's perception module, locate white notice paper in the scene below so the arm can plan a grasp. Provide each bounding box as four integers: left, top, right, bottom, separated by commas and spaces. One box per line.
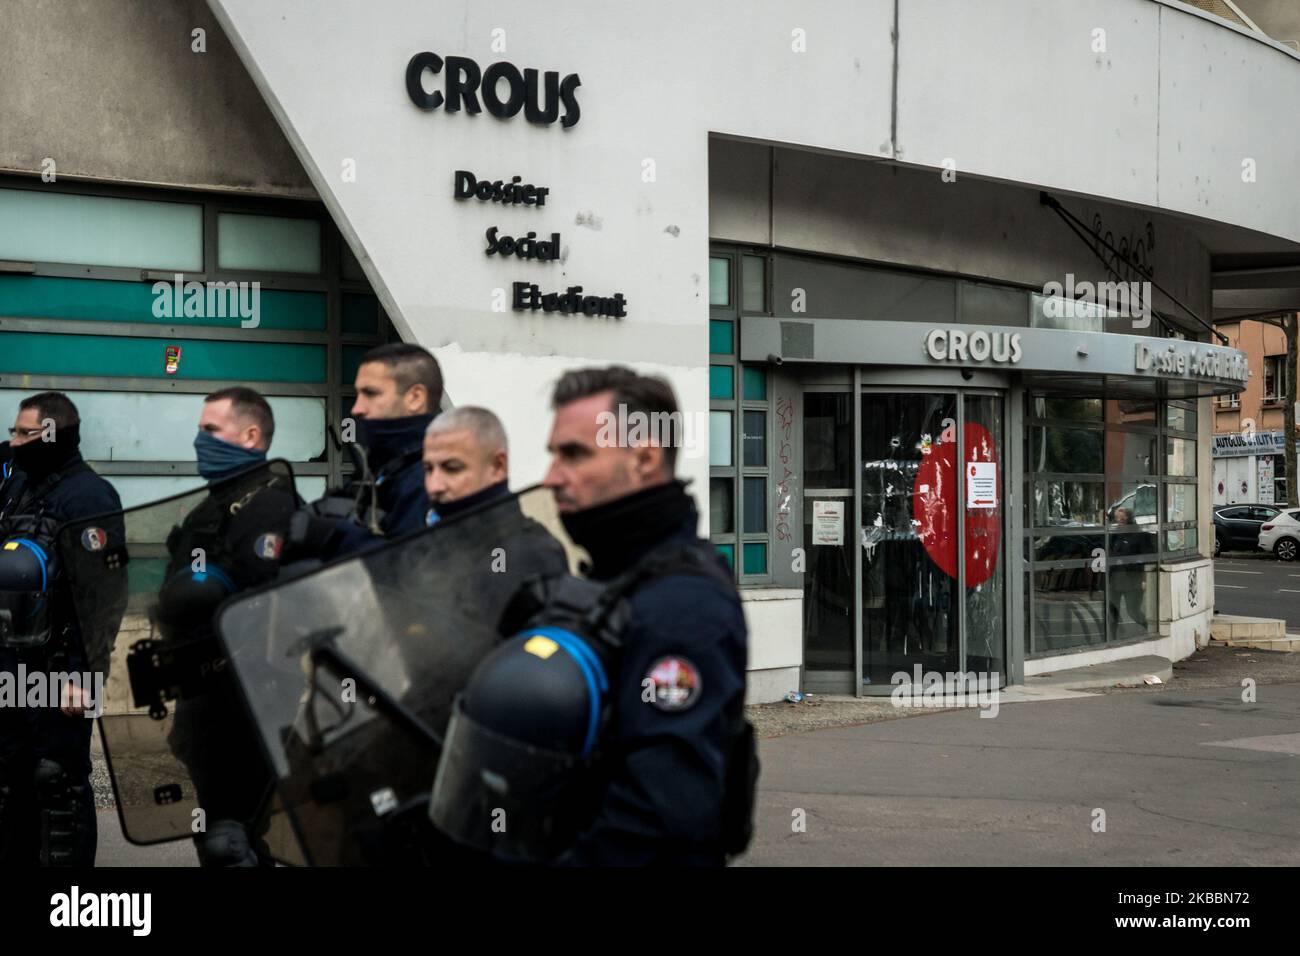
812, 500, 844, 545
966, 461, 997, 509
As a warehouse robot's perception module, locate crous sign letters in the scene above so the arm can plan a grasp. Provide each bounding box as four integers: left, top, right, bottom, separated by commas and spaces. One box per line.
407, 52, 581, 128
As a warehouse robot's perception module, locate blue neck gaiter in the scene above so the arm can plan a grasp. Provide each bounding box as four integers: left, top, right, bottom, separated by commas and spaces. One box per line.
194, 431, 267, 482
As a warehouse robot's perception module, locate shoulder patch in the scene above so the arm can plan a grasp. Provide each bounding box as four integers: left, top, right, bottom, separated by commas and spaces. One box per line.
253, 532, 284, 561
645, 655, 702, 712
81, 527, 108, 552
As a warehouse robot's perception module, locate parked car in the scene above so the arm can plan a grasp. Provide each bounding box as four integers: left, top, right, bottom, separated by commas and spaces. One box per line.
1258, 509, 1300, 561
1213, 503, 1282, 557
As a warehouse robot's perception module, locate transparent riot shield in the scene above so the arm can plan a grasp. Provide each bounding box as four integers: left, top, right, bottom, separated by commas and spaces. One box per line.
215, 484, 578, 866
56, 460, 300, 853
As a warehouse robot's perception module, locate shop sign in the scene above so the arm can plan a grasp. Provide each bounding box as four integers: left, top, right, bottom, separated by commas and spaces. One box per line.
406, 54, 581, 128
1211, 431, 1285, 458
925, 329, 1023, 365
1135, 341, 1248, 384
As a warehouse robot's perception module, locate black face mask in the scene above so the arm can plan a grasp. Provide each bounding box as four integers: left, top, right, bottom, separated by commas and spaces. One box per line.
559, 479, 695, 579
356, 414, 434, 471
431, 479, 510, 520
11, 423, 81, 481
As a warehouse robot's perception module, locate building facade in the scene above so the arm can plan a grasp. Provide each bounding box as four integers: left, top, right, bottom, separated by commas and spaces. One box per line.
1210, 317, 1296, 506
4, 0, 1300, 701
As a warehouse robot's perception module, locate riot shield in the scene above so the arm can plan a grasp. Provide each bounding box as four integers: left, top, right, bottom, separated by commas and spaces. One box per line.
215, 484, 579, 866
56, 459, 301, 852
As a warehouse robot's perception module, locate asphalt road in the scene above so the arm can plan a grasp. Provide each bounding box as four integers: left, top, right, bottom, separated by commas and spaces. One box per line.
95, 645, 1300, 867
1214, 554, 1300, 630
741, 678, 1300, 866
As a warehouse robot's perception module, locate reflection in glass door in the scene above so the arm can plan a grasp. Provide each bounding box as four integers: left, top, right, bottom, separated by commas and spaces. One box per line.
860, 393, 959, 687
858, 390, 1006, 692
964, 394, 1005, 678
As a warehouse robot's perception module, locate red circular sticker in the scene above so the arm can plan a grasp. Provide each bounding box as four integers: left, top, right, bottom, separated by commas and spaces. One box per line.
912, 422, 1001, 587
645, 656, 702, 712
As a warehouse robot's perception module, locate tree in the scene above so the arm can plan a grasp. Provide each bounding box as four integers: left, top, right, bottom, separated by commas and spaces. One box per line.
1258, 312, 1298, 505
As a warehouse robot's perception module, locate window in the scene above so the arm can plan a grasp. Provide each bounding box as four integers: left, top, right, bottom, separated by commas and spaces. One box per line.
1264, 355, 1287, 403
0, 187, 202, 271
1025, 392, 1199, 656
218, 213, 322, 274
709, 247, 774, 581
0, 180, 395, 504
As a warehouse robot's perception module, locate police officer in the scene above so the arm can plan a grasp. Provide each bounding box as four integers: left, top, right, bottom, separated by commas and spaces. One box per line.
353, 405, 571, 865
432, 367, 754, 865
159, 387, 297, 866
288, 343, 442, 560
541, 368, 752, 864
0, 392, 124, 866
417, 406, 568, 730
226, 406, 566, 866
0, 440, 19, 507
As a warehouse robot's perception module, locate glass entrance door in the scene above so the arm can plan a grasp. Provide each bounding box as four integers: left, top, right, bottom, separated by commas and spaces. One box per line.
802, 391, 855, 694
859, 389, 1006, 693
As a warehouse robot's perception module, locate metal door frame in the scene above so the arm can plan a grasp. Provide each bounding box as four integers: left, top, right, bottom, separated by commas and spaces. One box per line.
799, 382, 857, 695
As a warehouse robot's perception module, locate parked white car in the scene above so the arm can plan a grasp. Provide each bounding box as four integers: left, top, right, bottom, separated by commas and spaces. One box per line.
1258, 508, 1300, 561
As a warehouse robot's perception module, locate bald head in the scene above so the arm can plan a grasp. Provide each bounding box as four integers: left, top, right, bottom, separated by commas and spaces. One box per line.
422, 406, 509, 506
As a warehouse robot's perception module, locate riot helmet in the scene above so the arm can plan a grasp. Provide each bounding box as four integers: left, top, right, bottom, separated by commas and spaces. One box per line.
0, 534, 53, 648
430, 573, 626, 863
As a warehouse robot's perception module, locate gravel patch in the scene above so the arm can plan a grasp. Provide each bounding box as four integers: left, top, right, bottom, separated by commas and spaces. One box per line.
746, 695, 932, 738
1091, 641, 1300, 695
89, 727, 115, 809
746, 643, 1300, 737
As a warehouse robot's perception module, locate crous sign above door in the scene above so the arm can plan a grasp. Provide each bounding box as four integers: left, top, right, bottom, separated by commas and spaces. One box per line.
913, 420, 1001, 586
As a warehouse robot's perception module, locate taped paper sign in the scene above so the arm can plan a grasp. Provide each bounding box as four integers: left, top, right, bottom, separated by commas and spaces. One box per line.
813, 500, 844, 545
966, 461, 997, 509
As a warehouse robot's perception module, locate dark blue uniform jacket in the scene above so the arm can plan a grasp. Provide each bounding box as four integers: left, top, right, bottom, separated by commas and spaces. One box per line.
562, 506, 748, 866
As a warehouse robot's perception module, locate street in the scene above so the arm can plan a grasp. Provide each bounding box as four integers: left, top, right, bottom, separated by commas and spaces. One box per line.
92, 645, 1300, 867
742, 676, 1300, 866
1214, 554, 1300, 630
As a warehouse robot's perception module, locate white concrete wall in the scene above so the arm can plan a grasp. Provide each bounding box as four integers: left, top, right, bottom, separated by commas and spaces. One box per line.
208, 0, 1300, 495
206, 0, 1300, 693
741, 588, 802, 703
1161, 558, 1214, 658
